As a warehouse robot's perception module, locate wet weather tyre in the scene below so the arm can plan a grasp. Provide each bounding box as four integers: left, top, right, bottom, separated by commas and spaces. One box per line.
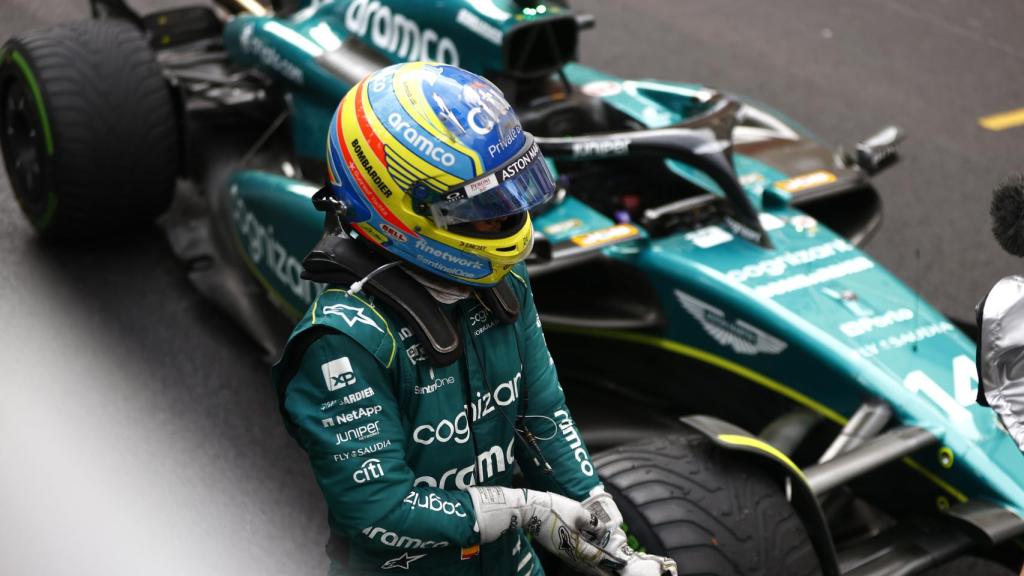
0, 20, 178, 239
595, 432, 822, 576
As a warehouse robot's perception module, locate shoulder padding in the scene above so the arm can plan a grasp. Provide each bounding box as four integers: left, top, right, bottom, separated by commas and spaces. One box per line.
306, 288, 398, 369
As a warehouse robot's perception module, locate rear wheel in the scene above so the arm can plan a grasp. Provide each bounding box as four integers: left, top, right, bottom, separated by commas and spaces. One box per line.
0, 19, 178, 239
595, 432, 822, 576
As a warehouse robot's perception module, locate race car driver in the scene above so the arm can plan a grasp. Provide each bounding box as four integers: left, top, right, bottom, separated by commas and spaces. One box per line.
271, 62, 678, 576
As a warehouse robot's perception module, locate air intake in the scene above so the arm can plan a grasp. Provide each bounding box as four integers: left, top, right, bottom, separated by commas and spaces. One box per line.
502, 16, 578, 79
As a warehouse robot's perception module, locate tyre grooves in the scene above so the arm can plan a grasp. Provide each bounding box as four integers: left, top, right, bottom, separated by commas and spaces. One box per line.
2, 20, 178, 237
596, 432, 821, 576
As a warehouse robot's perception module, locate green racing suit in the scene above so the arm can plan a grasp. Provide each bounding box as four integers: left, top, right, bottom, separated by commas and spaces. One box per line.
271, 264, 601, 575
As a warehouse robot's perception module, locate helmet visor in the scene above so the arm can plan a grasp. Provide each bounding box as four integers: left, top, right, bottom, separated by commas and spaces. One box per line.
427, 136, 555, 226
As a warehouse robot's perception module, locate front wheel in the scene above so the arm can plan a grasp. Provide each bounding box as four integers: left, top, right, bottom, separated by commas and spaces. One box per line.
595, 432, 822, 576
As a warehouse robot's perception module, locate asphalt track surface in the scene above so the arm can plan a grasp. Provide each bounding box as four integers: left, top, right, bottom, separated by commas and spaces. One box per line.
1, 1, 1023, 575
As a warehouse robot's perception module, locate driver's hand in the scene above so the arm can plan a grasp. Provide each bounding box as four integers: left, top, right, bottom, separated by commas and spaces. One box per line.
581, 488, 623, 548
468, 487, 623, 574
617, 549, 679, 576
581, 488, 679, 576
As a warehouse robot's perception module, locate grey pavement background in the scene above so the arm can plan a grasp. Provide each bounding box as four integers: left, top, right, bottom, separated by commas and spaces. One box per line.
0, 0, 1022, 575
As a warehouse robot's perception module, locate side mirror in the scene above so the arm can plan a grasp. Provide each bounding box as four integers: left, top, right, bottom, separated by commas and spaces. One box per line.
575, 13, 596, 31
853, 125, 905, 174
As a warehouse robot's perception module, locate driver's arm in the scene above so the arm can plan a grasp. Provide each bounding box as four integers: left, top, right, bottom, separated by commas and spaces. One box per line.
284, 333, 479, 550
509, 266, 603, 501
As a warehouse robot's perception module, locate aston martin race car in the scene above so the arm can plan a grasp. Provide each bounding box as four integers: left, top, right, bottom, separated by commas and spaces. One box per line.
2, 0, 1023, 574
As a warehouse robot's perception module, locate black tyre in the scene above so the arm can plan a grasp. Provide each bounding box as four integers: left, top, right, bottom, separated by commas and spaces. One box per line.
0, 19, 178, 239
594, 432, 822, 576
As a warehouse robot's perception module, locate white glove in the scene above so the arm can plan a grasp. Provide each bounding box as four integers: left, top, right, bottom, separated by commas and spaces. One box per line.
468, 486, 620, 573
616, 549, 679, 576
581, 488, 624, 549
581, 488, 679, 576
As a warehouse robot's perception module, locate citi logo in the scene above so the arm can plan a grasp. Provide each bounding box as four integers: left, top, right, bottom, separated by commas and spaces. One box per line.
353, 458, 385, 484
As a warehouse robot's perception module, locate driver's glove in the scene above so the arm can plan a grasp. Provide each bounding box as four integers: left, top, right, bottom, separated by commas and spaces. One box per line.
468, 486, 622, 573
581, 488, 679, 576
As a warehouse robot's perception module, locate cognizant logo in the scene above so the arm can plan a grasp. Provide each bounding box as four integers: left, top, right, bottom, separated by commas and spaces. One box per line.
345, 0, 459, 65
413, 372, 520, 446
387, 112, 456, 167
231, 187, 322, 305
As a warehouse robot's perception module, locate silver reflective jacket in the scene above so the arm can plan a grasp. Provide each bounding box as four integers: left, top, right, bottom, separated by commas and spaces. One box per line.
978, 275, 1024, 453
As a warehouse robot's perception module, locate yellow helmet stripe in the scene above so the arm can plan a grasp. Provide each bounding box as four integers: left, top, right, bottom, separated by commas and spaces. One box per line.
338, 79, 415, 236
359, 75, 465, 194
392, 62, 484, 174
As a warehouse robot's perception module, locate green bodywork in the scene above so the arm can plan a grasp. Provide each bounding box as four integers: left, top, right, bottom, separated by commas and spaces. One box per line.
215, 0, 1024, 527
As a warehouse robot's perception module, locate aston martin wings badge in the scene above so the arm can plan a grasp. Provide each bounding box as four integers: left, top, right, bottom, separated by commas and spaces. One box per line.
675, 289, 787, 355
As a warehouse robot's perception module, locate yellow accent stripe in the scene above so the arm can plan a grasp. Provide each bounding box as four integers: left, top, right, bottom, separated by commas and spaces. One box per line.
360, 82, 463, 191
313, 288, 397, 368
718, 433, 807, 481
979, 107, 1024, 131
546, 325, 973, 502
546, 325, 847, 425
901, 457, 969, 503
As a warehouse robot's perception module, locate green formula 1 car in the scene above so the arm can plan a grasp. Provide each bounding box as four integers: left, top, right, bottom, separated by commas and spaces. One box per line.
2, 0, 1022, 574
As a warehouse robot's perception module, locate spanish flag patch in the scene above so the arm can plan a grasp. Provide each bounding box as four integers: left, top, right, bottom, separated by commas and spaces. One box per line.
461, 544, 480, 560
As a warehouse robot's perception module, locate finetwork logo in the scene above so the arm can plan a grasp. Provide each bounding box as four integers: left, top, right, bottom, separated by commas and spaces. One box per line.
322, 357, 357, 391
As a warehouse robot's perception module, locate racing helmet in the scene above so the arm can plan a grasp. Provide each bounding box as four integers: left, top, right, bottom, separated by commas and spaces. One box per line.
326, 62, 555, 287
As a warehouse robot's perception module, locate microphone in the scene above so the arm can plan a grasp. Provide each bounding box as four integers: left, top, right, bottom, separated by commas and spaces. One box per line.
990, 173, 1024, 257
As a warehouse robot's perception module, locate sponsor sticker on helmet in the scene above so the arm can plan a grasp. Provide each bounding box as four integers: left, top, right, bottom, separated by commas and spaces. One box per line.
464, 174, 499, 198
380, 222, 408, 243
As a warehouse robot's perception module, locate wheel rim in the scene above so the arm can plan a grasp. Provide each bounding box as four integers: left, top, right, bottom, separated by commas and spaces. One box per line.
1, 76, 48, 217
